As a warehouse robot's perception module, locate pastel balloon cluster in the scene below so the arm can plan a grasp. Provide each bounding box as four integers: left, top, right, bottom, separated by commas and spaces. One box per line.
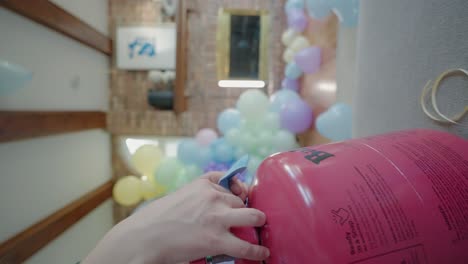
281, 0, 322, 91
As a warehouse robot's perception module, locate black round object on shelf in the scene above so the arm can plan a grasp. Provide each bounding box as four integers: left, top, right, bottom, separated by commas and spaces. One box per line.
147, 89, 174, 110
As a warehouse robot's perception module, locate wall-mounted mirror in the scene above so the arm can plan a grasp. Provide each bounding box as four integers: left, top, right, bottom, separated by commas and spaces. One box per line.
216, 9, 270, 82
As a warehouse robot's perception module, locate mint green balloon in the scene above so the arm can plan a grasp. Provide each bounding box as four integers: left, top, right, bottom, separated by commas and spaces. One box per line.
234, 147, 247, 159
175, 164, 202, 189
226, 128, 241, 145
154, 157, 184, 191
237, 90, 269, 121
257, 129, 274, 148
239, 119, 259, 133
257, 146, 271, 159
239, 132, 258, 153
261, 112, 281, 131
272, 130, 297, 152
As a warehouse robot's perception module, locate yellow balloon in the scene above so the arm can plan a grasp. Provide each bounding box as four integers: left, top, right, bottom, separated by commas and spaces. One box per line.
113, 176, 143, 206
283, 48, 296, 63
281, 28, 299, 46
131, 145, 163, 176
289, 36, 310, 52
141, 177, 166, 200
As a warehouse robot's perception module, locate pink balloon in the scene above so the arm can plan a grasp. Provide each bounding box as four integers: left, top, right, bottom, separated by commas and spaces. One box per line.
294, 46, 322, 74
195, 128, 218, 146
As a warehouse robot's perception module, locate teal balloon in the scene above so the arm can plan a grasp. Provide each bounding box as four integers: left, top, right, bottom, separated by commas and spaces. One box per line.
177, 139, 199, 165
285, 0, 304, 12
332, 0, 359, 27
211, 138, 234, 163
316, 103, 352, 141
0, 61, 32, 95
217, 108, 241, 135
236, 90, 269, 121
306, 0, 332, 20
270, 89, 301, 113
196, 147, 212, 168
285, 62, 303, 79
154, 158, 184, 191
272, 130, 297, 152
247, 156, 263, 176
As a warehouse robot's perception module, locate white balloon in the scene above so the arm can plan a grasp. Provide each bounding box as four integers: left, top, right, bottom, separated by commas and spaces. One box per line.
283, 48, 296, 63
148, 70, 163, 83
282, 28, 299, 46
289, 36, 310, 52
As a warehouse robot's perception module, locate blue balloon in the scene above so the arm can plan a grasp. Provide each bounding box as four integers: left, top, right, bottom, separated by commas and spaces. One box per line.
332, 0, 359, 27
177, 139, 200, 165
217, 108, 242, 135
270, 89, 301, 113
305, 0, 332, 20
210, 138, 235, 163
316, 103, 352, 141
197, 147, 212, 168
285, 0, 305, 12
285, 62, 303, 80
0, 60, 32, 95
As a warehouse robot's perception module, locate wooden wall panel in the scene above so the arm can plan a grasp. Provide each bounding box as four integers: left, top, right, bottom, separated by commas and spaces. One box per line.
0, 180, 113, 264
0, 0, 112, 56
0, 111, 106, 142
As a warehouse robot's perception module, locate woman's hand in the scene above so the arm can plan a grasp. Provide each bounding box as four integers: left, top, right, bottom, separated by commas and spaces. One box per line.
83, 172, 269, 264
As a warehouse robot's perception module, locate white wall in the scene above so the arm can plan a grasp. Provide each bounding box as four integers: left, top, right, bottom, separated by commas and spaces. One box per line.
0, 1, 112, 263
0, 7, 109, 111
353, 0, 468, 138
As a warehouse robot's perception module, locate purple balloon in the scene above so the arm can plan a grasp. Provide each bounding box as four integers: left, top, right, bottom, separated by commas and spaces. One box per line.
281, 78, 299, 92
203, 162, 230, 173
287, 9, 308, 32
280, 99, 314, 133
294, 46, 321, 74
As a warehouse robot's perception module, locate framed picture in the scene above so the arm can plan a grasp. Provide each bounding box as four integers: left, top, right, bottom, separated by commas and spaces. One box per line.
116, 25, 176, 70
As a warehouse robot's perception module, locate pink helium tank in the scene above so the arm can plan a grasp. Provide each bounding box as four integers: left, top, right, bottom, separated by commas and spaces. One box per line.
194, 129, 468, 263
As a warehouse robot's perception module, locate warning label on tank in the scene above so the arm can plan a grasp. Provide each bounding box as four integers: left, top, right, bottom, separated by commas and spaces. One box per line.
391, 139, 468, 242
340, 163, 419, 257
350, 244, 427, 264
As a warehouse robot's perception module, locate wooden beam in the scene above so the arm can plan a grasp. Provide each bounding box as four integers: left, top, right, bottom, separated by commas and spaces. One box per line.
0, 111, 107, 143
0, 0, 112, 56
174, 0, 189, 114
0, 180, 114, 263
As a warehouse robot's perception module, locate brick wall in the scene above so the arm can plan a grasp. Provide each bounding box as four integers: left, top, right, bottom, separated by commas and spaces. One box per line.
108, 0, 286, 137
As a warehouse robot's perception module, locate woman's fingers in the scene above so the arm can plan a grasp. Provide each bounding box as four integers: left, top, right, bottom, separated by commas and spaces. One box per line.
220, 234, 270, 261
229, 177, 248, 201
202, 171, 224, 183
222, 208, 266, 227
